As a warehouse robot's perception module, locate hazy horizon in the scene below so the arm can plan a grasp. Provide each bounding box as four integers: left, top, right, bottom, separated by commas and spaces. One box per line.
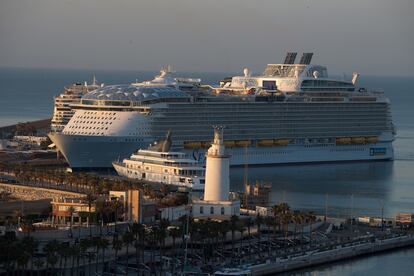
1, 0, 413, 76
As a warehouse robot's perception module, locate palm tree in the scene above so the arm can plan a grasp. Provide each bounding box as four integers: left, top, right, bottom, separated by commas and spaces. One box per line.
112, 237, 123, 261
21, 236, 36, 272
85, 193, 96, 236
292, 212, 301, 241
131, 222, 144, 266
111, 199, 122, 233
100, 238, 109, 270
79, 238, 91, 274
230, 215, 239, 260
237, 222, 246, 261
92, 237, 101, 274
244, 217, 254, 259
169, 226, 181, 258
281, 211, 292, 250
157, 220, 169, 274
68, 206, 75, 238
264, 216, 274, 256
44, 240, 60, 274
307, 211, 316, 248
122, 231, 134, 275
219, 220, 230, 263
33, 258, 44, 275
58, 242, 70, 273
255, 214, 264, 257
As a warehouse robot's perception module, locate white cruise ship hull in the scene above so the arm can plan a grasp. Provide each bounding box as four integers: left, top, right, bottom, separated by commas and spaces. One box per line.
49, 132, 394, 169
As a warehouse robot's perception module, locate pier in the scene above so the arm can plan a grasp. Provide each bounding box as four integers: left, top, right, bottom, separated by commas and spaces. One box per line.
251, 234, 414, 275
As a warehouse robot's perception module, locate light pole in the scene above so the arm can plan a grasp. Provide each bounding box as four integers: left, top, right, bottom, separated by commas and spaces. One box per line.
379, 199, 385, 231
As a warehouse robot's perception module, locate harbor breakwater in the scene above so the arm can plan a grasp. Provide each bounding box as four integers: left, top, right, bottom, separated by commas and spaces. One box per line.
251, 235, 414, 275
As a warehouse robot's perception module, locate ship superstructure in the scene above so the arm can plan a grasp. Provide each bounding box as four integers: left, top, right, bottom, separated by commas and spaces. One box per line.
49, 55, 395, 170
113, 132, 205, 190
51, 77, 101, 132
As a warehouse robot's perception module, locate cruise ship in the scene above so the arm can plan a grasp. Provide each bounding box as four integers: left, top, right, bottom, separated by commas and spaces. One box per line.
113, 132, 205, 190
49, 53, 395, 170
51, 77, 101, 132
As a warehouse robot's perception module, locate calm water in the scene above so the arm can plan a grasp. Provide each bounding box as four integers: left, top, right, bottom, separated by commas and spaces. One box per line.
1, 68, 414, 274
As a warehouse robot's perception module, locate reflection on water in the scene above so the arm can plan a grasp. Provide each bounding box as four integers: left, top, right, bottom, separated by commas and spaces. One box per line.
230, 160, 414, 217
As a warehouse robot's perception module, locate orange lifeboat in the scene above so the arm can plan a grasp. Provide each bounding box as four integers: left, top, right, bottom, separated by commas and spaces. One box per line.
258, 139, 274, 147
235, 140, 251, 147
274, 139, 290, 146
224, 140, 235, 147
201, 141, 212, 148
351, 137, 366, 144
365, 136, 379, 144
184, 141, 202, 149
336, 137, 351, 145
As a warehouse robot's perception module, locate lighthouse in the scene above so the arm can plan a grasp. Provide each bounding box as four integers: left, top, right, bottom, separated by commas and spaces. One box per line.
204, 126, 230, 202
192, 127, 240, 218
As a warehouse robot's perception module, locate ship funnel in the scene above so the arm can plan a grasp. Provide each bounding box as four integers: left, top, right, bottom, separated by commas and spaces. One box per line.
352, 72, 359, 85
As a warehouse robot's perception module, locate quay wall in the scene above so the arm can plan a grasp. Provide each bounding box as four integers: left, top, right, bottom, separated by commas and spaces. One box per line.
251, 235, 414, 275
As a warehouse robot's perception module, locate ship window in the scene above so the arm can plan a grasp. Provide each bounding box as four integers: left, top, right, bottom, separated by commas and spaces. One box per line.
263, 80, 277, 90
210, 207, 214, 214
200, 206, 204, 214
221, 207, 225, 215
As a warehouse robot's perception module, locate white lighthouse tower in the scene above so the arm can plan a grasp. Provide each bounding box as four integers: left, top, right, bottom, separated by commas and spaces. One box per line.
204, 127, 230, 202
192, 127, 240, 218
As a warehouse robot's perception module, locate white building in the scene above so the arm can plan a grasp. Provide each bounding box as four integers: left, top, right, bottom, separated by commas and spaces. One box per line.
192, 127, 240, 218
160, 205, 189, 221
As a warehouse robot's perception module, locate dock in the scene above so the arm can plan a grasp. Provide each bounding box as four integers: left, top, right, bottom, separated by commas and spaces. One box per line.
250, 234, 414, 275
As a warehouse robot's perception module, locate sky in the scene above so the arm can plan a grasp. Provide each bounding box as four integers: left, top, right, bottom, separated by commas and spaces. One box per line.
1, 0, 413, 76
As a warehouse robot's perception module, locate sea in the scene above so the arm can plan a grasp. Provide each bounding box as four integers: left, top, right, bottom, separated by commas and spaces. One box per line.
1, 67, 414, 275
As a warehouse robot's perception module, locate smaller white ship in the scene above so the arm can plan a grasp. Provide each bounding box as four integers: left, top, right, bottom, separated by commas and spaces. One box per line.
113, 132, 205, 191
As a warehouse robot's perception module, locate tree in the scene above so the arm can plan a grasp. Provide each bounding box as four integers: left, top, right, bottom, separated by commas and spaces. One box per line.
169, 226, 181, 258
230, 215, 239, 260
112, 238, 123, 262
84, 193, 96, 237
244, 217, 254, 259
44, 240, 60, 274
131, 222, 145, 266
255, 214, 264, 257
100, 238, 109, 271
264, 216, 274, 256
237, 222, 246, 261
307, 211, 317, 248
21, 236, 36, 272
219, 221, 230, 263
122, 231, 134, 275
68, 206, 76, 238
